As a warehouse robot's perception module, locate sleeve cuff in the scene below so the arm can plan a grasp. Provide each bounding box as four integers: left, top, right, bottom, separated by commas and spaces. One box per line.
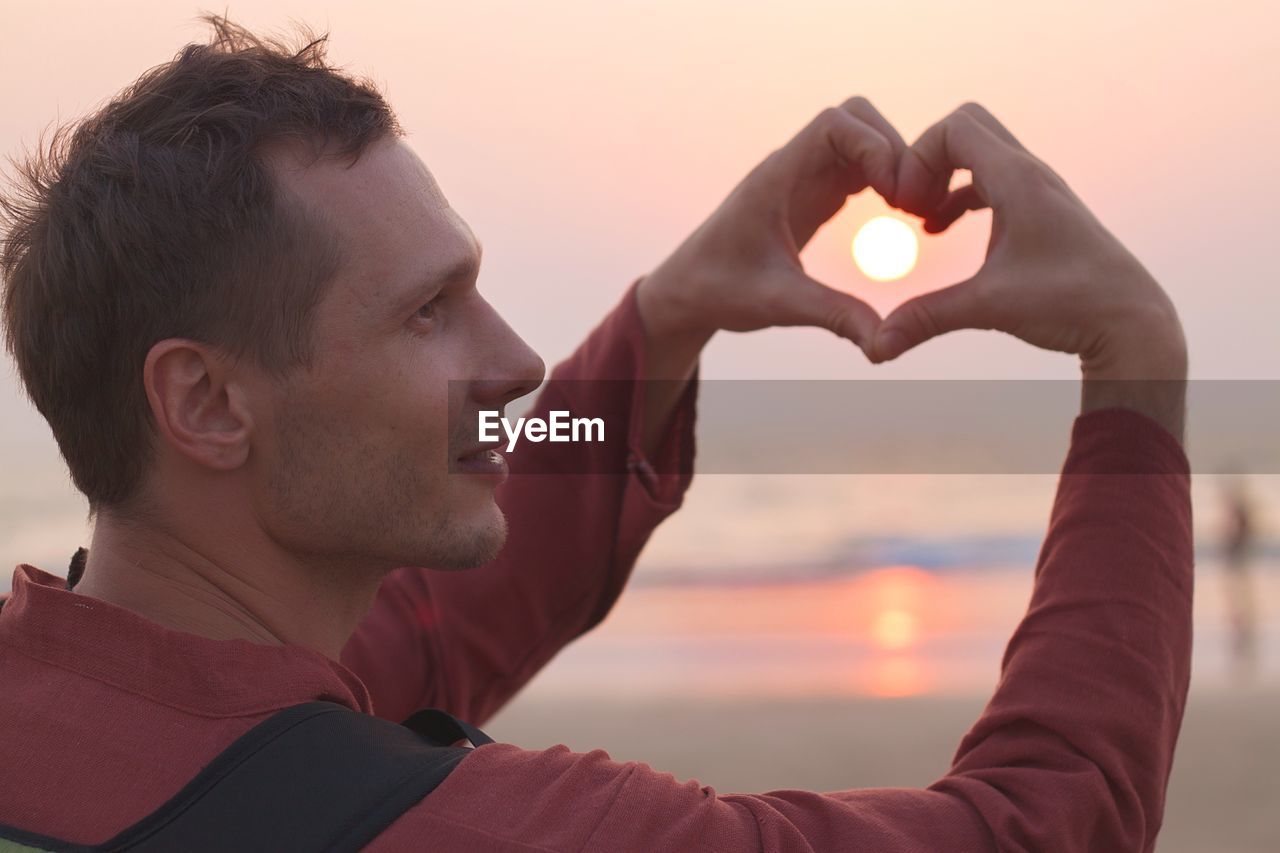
1066, 407, 1190, 477
617, 278, 699, 508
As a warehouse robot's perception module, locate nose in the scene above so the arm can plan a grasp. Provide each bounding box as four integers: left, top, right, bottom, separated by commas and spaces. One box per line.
471, 299, 546, 409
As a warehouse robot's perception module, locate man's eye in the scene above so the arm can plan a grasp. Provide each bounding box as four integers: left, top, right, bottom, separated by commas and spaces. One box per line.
416, 299, 438, 321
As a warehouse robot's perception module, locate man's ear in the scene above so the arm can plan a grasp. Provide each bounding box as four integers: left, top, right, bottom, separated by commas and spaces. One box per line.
143, 339, 255, 471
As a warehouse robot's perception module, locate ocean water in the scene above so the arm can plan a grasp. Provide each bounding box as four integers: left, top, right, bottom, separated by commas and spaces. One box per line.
517, 472, 1280, 700
522, 559, 1280, 700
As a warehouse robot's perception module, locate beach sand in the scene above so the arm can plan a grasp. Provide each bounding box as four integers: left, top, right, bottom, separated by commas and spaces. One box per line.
487, 686, 1279, 852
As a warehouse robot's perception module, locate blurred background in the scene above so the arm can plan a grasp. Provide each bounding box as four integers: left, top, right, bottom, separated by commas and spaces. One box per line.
2, 2, 1276, 850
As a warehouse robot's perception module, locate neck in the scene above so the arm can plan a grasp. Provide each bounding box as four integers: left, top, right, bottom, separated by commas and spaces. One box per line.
73, 509, 384, 661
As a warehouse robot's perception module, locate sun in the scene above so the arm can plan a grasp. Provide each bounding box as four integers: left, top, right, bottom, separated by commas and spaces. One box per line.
852, 216, 918, 281
871, 608, 918, 651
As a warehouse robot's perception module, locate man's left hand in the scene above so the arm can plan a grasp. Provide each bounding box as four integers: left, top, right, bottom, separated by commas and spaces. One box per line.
636, 96, 905, 366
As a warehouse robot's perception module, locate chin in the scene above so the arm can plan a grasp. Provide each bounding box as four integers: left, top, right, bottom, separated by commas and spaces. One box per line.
423, 502, 509, 571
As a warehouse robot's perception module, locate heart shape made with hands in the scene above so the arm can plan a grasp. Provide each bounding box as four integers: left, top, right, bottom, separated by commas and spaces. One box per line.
656, 96, 999, 361
767, 96, 1151, 370
645, 96, 1170, 378
808, 99, 1006, 364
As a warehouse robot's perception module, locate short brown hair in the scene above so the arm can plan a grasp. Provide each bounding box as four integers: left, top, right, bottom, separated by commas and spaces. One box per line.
1, 14, 402, 513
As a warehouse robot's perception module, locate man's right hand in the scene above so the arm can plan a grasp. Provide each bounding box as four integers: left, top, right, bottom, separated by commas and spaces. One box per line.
871, 104, 1188, 440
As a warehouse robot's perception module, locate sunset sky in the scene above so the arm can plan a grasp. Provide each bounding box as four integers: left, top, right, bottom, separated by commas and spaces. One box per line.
2, 0, 1276, 570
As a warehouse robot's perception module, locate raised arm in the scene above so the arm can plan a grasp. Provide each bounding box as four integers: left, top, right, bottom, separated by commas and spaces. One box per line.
378, 102, 1195, 852
391, 403, 1190, 853
866, 104, 1193, 847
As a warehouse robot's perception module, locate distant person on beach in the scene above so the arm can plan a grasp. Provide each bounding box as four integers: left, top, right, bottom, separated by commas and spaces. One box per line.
0, 16, 1191, 852
1221, 473, 1259, 674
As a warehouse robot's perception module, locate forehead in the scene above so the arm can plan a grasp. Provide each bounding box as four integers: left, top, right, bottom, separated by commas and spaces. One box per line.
270, 136, 477, 314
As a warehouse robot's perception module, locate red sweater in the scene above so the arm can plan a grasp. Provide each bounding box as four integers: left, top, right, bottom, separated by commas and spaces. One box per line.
0, 282, 1192, 852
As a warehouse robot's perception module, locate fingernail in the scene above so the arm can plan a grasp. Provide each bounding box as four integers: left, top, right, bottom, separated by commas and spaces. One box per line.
876, 329, 908, 361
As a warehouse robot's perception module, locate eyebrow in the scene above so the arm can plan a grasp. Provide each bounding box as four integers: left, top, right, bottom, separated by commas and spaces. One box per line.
400, 241, 483, 308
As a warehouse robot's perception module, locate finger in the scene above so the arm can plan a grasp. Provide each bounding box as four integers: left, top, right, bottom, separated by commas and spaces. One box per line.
870, 276, 991, 362
819, 108, 898, 204
922, 183, 988, 233
775, 271, 883, 355
956, 102, 1028, 153
952, 103, 1082, 205
896, 108, 1024, 220
839, 97, 908, 200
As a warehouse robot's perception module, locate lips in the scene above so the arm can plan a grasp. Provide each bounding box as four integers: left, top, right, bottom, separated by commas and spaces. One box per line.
454, 446, 508, 480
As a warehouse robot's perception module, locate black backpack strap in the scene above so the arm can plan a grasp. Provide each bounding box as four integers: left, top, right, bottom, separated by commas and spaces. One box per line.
0, 701, 492, 853
402, 707, 495, 748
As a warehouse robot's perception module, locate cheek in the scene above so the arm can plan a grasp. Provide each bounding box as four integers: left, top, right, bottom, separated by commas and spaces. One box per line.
305, 330, 466, 465
389, 336, 472, 447
350, 359, 458, 464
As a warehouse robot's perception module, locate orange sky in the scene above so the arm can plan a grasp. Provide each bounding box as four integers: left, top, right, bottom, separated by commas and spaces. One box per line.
2, 0, 1275, 382
1, 0, 1277, 568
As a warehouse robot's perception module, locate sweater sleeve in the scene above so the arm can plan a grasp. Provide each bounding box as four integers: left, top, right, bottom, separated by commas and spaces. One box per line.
369, 406, 1192, 853
340, 278, 698, 725
929, 406, 1193, 852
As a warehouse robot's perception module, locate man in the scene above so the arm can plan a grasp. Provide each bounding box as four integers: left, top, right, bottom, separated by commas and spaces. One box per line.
0, 16, 1191, 853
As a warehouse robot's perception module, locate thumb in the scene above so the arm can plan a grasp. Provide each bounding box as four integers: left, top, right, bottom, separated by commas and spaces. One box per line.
777, 272, 883, 357
872, 276, 991, 363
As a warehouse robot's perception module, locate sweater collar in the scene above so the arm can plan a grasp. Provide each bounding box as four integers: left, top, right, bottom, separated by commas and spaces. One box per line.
0, 563, 373, 718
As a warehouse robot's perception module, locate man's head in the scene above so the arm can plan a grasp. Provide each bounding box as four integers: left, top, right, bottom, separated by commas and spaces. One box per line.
1, 16, 543, 571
